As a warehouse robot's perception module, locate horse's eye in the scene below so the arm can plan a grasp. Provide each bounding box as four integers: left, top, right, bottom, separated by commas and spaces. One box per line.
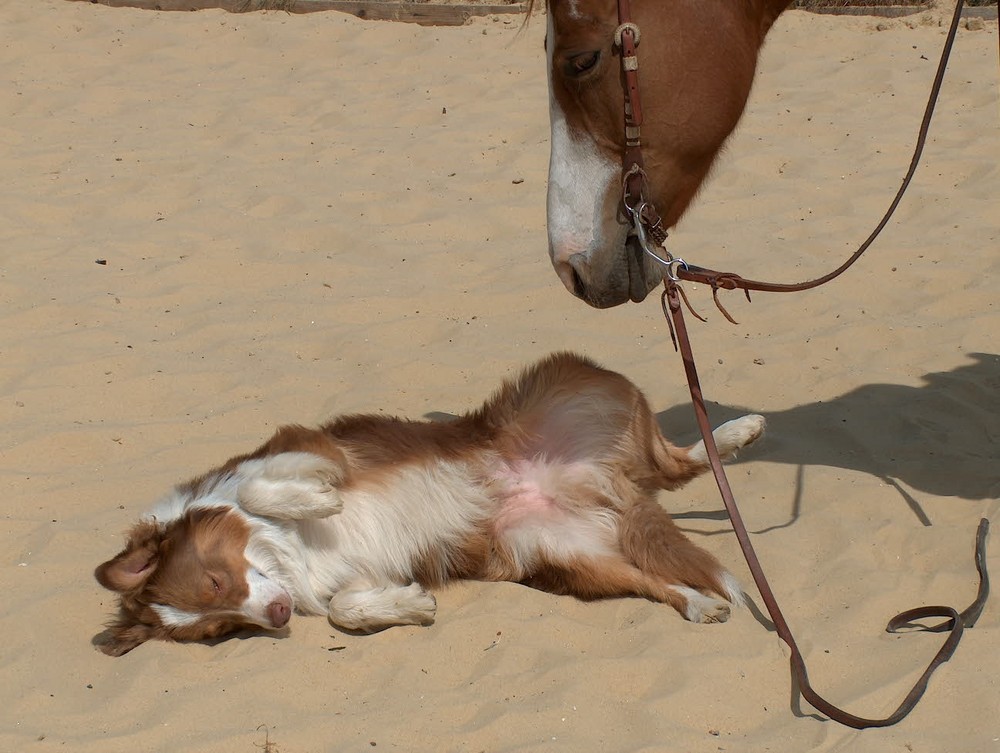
564, 51, 601, 78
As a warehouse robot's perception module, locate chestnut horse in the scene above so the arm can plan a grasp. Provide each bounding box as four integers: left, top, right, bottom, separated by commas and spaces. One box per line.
543, 0, 793, 308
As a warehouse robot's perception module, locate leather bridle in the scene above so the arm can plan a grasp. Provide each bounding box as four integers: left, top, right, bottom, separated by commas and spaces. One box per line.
613, 0, 990, 729
619, 0, 976, 319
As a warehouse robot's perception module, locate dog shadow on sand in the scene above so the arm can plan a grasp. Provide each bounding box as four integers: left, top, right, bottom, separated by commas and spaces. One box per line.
655, 352, 1000, 529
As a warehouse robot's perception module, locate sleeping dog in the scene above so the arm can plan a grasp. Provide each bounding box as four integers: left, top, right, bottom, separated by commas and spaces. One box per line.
95, 352, 764, 656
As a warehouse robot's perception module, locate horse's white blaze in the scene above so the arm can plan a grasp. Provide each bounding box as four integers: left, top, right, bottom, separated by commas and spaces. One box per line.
545, 9, 621, 293
546, 109, 618, 262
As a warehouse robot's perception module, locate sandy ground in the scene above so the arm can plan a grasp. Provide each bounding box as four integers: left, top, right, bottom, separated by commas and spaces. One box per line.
1, 2, 997, 751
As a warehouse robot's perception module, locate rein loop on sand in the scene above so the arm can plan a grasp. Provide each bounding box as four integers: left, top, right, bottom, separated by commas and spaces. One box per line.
615, 0, 992, 728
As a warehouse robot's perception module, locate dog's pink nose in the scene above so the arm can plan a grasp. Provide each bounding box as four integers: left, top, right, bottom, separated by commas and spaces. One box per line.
268, 597, 291, 628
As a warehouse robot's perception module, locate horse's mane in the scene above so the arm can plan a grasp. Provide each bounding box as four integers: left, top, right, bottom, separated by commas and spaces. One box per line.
518, 0, 541, 34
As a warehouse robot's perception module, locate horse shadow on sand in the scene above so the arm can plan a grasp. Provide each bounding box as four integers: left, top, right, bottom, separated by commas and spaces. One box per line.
657, 352, 1000, 529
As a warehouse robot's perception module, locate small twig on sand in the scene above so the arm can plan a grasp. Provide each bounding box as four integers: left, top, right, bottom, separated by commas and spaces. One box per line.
255, 724, 281, 753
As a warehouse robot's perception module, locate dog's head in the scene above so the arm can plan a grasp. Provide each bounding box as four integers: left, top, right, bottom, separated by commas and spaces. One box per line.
94, 506, 293, 656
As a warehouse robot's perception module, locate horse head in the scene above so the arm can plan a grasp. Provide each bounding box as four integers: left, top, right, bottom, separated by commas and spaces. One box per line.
543, 0, 791, 307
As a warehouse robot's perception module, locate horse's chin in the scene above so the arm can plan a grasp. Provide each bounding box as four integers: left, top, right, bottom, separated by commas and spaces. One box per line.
626, 235, 662, 303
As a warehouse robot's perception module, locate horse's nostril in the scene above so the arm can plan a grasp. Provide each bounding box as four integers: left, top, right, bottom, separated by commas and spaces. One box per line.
553, 257, 588, 300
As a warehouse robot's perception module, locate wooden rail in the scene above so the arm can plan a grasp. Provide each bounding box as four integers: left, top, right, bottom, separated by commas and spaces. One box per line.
72, 0, 529, 25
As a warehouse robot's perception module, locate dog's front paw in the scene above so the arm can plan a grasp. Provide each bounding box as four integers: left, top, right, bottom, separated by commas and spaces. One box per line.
395, 583, 437, 626
288, 455, 345, 517
237, 452, 346, 520
238, 477, 345, 519
328, 583, 437, 632
306, 485, 344, 517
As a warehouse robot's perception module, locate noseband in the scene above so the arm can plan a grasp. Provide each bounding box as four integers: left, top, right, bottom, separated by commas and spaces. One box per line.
612, 0, 989, 730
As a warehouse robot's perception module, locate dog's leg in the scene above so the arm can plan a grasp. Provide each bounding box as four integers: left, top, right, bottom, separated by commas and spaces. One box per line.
525, 554, 734, 624
618, 497, 744, 620
638, 413, 765, 491
327, 581, 437, 633
236, 452, 345, 519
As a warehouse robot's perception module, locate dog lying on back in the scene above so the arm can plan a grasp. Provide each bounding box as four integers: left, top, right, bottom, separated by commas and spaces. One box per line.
95, 352, 764, 656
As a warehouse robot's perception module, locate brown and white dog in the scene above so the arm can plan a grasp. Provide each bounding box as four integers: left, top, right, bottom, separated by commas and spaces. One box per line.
95, 352, 764, 656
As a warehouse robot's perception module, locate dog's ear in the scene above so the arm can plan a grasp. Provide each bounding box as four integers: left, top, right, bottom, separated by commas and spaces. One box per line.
95, 520, 163, 593
97, 620, 158, 657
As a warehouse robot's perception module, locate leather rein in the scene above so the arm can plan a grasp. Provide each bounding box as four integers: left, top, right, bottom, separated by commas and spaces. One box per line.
613, 0, 990, 729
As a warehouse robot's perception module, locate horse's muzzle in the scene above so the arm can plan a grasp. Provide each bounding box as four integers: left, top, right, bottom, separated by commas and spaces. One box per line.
551, 238, 660, 308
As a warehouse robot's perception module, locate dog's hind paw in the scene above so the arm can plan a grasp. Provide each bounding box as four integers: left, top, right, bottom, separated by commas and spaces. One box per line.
670, 586, 733, 624
690, 414, 766, 466
693, 599, 731, 624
